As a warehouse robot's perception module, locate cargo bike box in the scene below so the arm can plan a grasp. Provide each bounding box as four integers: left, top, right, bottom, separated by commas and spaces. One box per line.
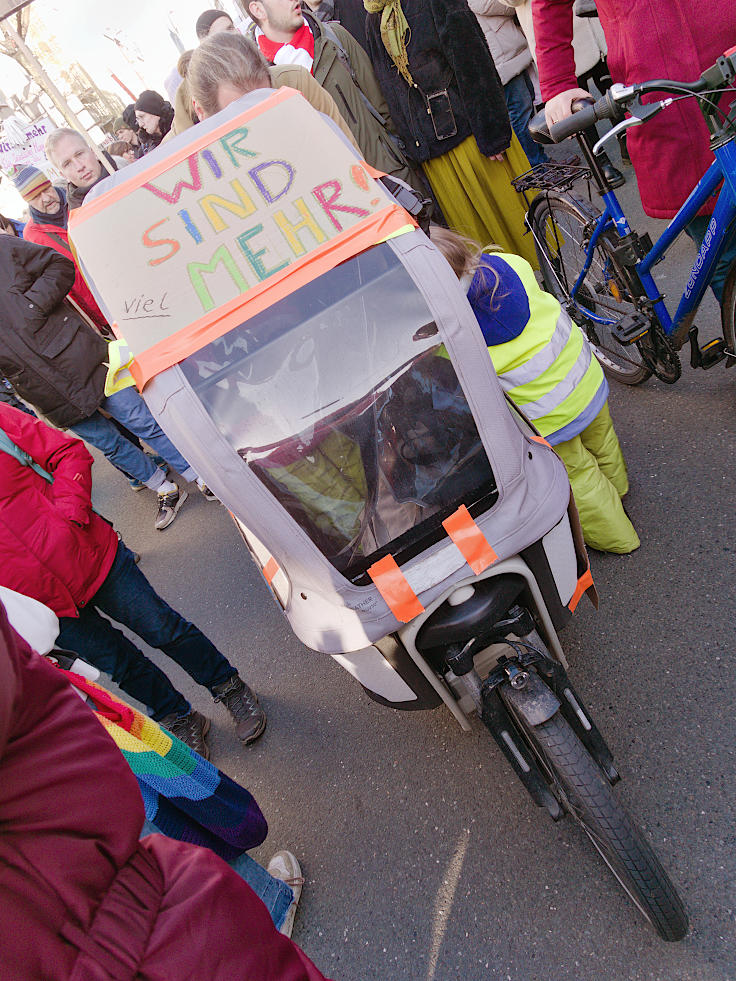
70, 87, 686, 940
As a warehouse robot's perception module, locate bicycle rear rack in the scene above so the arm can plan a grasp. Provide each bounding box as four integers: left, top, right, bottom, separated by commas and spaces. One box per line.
511, 162, 592, 205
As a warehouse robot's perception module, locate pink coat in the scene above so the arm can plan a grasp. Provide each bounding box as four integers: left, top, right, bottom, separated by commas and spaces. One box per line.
533, 0, 736, 218
0, 607, 331, 981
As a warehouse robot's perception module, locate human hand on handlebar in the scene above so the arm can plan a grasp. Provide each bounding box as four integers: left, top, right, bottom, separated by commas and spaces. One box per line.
544, 88, 594, 127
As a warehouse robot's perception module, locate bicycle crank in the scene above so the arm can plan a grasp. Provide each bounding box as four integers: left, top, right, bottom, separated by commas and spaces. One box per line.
636, 328, 681, 383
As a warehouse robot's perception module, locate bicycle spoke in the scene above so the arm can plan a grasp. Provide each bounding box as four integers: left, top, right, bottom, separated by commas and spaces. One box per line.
529, 193, 651, 385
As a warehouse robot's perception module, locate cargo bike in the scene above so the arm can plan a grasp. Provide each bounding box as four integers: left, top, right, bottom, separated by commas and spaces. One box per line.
71, 87, 687, 940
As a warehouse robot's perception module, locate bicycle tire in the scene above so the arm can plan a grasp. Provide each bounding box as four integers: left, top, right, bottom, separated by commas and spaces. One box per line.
528, 192, 652, 386
503, 699, 688, 941
720, 257, 736, 358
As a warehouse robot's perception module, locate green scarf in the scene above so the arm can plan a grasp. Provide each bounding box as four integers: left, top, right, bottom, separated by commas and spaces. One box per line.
364, 0, 414, 86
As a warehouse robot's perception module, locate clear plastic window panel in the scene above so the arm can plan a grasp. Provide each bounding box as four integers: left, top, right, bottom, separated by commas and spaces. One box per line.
180, 244, 497, 581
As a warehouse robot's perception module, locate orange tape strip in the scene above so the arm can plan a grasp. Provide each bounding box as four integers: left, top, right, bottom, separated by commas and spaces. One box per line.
568, 567, 594, 613
262, 556, 279, 586
129, 203, 414, 388
442, 505, 498, 575
530, 434, 552, 448
368, 554, 424, 623
362, 162, 387, 180
69, 87, 297, 227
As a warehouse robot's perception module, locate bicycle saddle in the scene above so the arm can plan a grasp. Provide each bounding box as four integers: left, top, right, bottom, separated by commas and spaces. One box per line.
528, 109, 554, 145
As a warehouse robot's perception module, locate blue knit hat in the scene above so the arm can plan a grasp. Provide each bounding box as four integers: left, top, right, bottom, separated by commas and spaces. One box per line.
11, 164, 52, 202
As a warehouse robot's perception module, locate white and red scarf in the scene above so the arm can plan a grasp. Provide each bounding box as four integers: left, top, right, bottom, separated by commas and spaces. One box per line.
255, 18, 315, 73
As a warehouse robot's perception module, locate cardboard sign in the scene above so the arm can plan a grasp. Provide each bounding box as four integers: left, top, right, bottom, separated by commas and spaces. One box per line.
0, 116, 56, 175
70, 88, 412, 387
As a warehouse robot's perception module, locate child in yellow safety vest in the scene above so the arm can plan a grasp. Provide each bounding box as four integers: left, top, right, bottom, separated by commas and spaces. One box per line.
432, 226, 639, 554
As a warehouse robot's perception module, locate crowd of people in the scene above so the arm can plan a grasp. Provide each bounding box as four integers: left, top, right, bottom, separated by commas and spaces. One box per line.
0, 1, 734, 976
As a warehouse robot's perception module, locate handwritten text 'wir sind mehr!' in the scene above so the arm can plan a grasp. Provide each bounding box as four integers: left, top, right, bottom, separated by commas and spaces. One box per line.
138, 126, 379, 314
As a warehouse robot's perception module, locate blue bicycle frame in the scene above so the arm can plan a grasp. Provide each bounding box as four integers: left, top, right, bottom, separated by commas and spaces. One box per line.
569, 136, 736, 345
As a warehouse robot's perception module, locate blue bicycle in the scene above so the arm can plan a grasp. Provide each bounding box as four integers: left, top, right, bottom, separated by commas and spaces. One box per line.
512, 47, 736, 385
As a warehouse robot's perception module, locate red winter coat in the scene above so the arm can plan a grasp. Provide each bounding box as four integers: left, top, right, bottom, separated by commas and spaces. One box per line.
23, 217, 109, 331
0, 607, 331, 981
533, 0, 736, 218
0, 404, 118, 618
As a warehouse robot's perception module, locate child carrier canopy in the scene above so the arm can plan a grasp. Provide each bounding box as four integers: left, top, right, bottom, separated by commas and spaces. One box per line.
179, 242, 499, 585
70, 85, 583, 653
70, 88, 413, 388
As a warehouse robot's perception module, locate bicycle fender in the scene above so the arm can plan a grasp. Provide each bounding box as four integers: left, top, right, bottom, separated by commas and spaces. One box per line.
503, 671, 560, 727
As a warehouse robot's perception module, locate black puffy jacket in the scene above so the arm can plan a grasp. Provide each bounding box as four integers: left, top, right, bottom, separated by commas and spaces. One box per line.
0, 236, 107, 427
365, 0, 511, 163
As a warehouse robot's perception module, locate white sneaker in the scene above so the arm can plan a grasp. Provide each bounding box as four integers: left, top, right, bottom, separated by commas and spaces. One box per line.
266, 850, 304, 938
196, 478, 218, 502
155, 486, 188, 530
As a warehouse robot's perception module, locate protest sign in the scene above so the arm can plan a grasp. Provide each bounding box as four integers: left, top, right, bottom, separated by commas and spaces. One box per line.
70, 88, 413, 388
0, 115, 56, 175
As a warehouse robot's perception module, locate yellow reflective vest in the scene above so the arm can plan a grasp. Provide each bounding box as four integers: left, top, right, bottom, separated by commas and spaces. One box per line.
467, 252, 606, 441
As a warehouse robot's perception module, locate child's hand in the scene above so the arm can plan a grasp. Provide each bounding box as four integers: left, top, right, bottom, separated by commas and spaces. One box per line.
487, 152, 505, 162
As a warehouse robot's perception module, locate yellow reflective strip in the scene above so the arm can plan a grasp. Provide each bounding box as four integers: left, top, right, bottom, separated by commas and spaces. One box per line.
104, 338, 138, 396
376, 223, 415, 244
532, 356, 605, 437
506, 327, 584, 407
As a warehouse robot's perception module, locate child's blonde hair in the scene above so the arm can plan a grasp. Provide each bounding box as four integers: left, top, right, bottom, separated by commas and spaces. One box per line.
429, 225, 502, 308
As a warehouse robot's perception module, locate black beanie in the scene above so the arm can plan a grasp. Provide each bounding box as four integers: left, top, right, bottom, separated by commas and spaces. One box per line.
122, 104, 139, 131
195, 8, 232, 39
134, 90, 167, 117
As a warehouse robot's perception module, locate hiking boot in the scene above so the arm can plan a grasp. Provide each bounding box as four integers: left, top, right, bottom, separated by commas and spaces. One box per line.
155, 486, 188, 530
266, 850, 305, 938
212, 675, 266, 744
600, 158, 625, 189
160, 709, 211, 759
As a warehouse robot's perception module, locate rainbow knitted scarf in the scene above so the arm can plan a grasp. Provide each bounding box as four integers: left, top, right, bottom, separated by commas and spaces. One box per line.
63, 670, 267, 860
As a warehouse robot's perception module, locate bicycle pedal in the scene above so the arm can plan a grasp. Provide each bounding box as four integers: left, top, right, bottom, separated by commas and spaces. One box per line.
688, 326, 727, 369
612, 315, 650, 345
699, 337, 727, 369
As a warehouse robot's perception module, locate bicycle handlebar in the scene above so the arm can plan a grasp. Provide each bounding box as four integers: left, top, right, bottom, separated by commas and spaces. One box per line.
546, 47, 736, 144
548, 94, 617, 143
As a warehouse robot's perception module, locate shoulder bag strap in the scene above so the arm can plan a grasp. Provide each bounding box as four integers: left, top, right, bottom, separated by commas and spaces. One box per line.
0, 426, 54, 482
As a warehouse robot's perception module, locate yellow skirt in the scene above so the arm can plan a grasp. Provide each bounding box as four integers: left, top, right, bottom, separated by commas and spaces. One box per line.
423, 132, 538, 268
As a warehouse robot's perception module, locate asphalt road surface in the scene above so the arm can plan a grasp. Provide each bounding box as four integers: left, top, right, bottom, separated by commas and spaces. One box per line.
89, 153, 736, 981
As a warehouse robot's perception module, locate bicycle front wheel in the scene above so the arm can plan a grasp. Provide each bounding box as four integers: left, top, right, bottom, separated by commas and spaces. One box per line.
529, 192, 652, 386
504, 700, 688, 941
720, 257, 736, 356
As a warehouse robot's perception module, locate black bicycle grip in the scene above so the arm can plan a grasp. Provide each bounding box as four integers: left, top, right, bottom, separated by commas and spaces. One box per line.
548, 95, 613, 142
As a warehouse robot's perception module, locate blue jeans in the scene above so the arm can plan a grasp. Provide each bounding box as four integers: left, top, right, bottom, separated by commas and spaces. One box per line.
229, 851, 294, 930
505, 70, 548, 169
57, 542, 236, 719
139, 821, 294, 930
0, 378, 35, 415
70, 387, 195, 486
685, 214, 736, 304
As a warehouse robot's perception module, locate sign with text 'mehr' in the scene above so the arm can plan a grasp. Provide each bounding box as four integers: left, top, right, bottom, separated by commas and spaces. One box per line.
0, 116, 55, 175
69, 88, 411, 387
